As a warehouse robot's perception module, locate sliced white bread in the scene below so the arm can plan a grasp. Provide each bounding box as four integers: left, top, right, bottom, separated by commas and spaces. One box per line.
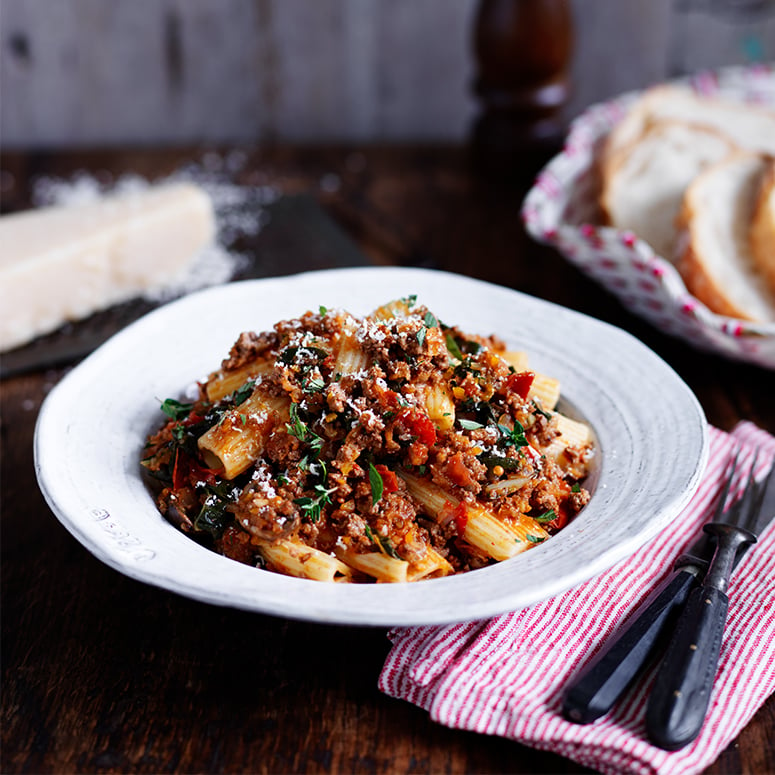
677, 152, 775, 323
604, 85, 775, 164
600, 121, 734, 260
750, 156, 775, 297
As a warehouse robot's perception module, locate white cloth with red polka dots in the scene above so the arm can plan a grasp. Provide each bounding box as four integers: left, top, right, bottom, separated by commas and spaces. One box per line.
521, 65, 775, 370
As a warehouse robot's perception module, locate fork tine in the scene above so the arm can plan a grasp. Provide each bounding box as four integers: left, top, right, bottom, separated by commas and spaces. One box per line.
750, 457, 775, 536
713, 448, 741, 520
724, 449, 765, 535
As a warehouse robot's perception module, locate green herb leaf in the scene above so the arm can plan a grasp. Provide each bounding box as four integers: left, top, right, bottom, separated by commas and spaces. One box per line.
303, 376, 326, 393
368, 462, 384, 506
534, 509, 557, 523
424, 311, 439, 329
286, 403, 324, 455
416, 326, 427, 347
459, 419, 484, 431
365, 525, 400, 558
193, 482, 241, 537
497, 420, 528, 449
445, 333, 464, 361
231, 380, 256, 406
478, 454, 522, 471
526, 534, 546, 544
160, 398, 194, 421
319, 305, 328, 315
531, 398, 552, 420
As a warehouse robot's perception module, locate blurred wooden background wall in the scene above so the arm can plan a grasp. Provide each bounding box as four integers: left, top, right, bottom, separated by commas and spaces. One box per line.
2, 0, 775, 149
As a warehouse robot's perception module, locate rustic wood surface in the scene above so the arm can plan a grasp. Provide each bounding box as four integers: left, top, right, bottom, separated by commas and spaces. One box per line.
3, 0, 775, 148
1, 145, 774, 775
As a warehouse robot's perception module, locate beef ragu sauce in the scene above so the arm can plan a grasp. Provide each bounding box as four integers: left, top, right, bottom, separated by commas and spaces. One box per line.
141, 297, 594, 583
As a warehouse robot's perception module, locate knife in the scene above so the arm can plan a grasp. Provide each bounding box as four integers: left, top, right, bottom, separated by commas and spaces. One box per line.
562, 534, 713, 724
562, 453, 771, 725
645, 458, 775, 750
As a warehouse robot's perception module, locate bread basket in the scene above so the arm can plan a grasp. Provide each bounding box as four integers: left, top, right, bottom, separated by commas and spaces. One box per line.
522, 64, 775, 369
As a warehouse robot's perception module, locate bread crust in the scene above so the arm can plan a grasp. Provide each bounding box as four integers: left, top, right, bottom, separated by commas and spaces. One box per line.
679, 232, 755, 320
676, 152, 775, 323
750, 156, 775, 297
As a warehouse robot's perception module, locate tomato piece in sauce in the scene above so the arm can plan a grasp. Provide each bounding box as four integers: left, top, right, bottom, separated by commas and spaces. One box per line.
453, 503, 469, 534
374, 464, 399, 494
397, 408, 437, 446
505, 371, 535, 399
172, 450, 219, 490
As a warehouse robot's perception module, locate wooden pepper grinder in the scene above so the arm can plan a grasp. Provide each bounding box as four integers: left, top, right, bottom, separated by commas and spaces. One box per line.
470, 0, 574, 178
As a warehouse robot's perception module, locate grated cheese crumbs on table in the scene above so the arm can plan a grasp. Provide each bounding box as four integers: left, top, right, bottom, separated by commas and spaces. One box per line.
30, 151, 279, 303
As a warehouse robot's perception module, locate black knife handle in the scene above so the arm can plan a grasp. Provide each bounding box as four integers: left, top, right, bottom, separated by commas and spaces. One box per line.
645, 584, 728, 750
563, 569, 697, 724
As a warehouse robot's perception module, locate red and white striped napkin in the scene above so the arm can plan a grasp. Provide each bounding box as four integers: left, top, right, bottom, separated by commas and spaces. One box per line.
380, 422, 775, 775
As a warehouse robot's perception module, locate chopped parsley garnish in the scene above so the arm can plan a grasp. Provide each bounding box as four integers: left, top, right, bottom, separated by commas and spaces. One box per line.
402, 294, 418, 308
365, 525, 401, 558
319, 305, 328, 315
303, 376, 326, 394
286, 403, 324, 454
231, 379, 256, 406
497, 420, 528, 449
445, 333, 464, 361
531, 398, 552, 420
368, 462, 384, 506
294, 487, 333, 523
160, 398, 194, 421
416, 310, 440, 347
534, 509, 557, 523
453, 356, 482, 379
278, 344, 328, 366
293, 460, 335, 522
526, 534, 546, 544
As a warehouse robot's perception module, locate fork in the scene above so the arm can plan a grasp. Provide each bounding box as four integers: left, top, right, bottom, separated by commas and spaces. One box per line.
645, 451, 773, 750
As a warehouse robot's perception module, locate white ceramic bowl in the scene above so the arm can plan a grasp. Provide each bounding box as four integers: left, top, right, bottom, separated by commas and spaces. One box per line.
35, 267, 708, 625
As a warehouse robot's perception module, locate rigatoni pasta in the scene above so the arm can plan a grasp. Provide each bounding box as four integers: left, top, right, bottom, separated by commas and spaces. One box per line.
141, 297, 594, 583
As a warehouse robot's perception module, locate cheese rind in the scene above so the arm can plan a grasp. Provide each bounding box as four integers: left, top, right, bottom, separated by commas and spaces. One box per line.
0, 182, 216, 351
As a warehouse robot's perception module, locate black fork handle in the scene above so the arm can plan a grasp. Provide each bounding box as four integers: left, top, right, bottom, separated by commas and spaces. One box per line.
563, 568, 697, 724
645, 584, 728, 750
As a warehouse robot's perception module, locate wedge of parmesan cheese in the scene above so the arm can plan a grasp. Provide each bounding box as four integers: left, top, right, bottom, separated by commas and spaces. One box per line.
0, 182, 216, 352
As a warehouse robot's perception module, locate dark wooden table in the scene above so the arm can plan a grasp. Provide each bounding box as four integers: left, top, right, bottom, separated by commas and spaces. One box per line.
2, 145, 774, 775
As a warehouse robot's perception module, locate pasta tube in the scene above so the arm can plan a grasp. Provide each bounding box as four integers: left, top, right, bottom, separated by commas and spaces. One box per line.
501, 350, 529, 372
407, 547, 455, 581
424, 383, 455, 431
529, 373, 561, 411
205, 359, 274, 403
334, 318, 369, 375
372, 299, 413, 321
258, 539, 353, 582
399, 472, 548, 560
544, 413, 593, 465
198, 390, 290, 478
335, 548, 409, 583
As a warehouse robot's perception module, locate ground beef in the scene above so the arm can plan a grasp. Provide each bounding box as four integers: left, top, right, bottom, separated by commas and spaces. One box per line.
142, 299, 595, 583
